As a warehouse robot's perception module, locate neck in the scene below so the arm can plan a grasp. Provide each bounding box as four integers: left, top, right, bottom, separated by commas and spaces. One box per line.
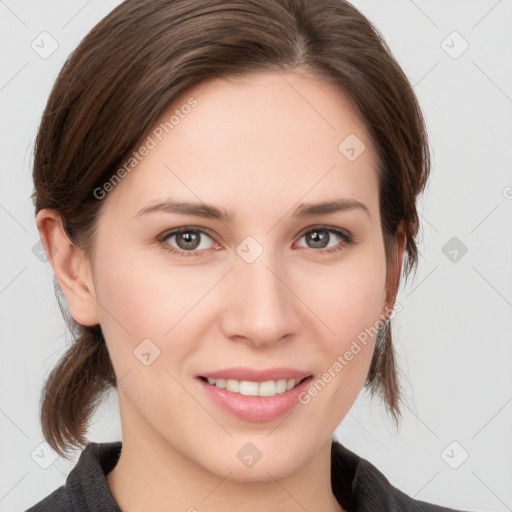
106, 401, 345, 512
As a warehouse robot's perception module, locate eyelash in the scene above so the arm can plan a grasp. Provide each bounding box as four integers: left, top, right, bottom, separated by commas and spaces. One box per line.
157, 225, 355, 258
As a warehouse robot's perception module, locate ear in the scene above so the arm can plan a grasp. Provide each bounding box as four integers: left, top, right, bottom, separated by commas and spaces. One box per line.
35, 209, 100, 326
382, 219, 407, 319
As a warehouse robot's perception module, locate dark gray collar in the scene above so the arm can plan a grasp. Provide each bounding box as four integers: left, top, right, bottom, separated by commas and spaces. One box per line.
55, 440, 465, 512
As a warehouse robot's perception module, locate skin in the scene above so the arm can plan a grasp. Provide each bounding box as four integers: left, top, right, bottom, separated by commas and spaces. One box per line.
37, 70, 405, 512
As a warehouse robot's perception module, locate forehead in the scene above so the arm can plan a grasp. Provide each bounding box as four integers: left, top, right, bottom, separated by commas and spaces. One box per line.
101, 71, 379, 223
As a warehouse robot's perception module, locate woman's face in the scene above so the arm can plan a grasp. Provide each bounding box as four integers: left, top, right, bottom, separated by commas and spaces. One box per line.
86, 71, 394, 481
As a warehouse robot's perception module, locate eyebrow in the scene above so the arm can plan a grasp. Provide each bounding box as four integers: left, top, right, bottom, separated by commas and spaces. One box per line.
134, 197, 370, 221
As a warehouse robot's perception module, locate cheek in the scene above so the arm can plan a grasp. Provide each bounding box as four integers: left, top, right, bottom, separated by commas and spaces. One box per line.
90, 242, 220, 381
307, 245, 387, 345
90, 245, 172, 370
300, 244, 387, 403
90, 249, 200, 415
93, 243, 199, 334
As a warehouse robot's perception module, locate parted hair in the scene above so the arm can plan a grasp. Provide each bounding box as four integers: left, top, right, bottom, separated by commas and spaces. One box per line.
32, 0, 430, 458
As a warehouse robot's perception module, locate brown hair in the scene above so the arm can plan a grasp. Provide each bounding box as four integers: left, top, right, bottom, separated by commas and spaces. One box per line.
32, 0, 430, 458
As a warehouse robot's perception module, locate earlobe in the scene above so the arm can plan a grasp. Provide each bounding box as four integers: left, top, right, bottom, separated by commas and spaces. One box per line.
35, 209, 100, 326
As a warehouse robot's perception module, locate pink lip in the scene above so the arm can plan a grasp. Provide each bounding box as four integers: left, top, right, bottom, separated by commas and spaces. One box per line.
196, 373, 314, 422
198, 367, 312, 382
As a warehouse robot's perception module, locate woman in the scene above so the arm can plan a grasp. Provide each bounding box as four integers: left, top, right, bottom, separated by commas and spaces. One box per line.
27, 0, 469, 510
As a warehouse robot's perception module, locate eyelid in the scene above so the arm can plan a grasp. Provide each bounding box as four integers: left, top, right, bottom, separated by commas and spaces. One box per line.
158, 225, 216, 239
157, 224, 355, 256
159, 224, 352, 241
157, 225, 219, 248
296, 223, 352, 240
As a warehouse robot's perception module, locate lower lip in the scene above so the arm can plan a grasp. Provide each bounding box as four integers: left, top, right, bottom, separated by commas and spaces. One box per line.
196, 376, 313, 422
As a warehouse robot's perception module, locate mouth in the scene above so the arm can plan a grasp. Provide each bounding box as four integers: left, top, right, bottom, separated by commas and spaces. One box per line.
197, 375, 312, 397
196, 374, 315, 422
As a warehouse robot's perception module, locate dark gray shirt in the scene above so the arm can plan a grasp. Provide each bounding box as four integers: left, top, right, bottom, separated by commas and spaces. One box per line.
26, 440, 469, 511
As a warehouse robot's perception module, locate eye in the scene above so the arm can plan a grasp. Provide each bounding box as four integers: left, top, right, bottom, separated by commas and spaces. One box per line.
295, 225, 354, 254
157, 225, 355, 258
157, 227, 218, 258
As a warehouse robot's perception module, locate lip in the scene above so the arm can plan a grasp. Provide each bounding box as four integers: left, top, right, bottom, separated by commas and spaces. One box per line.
198, 367, 312, 382
196, 372, 314, 422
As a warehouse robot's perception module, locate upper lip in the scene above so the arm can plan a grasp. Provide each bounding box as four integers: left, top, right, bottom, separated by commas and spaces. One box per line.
198, 367, 312, 382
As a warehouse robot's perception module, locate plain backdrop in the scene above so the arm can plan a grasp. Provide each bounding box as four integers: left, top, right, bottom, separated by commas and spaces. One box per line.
1, 1, 511, 511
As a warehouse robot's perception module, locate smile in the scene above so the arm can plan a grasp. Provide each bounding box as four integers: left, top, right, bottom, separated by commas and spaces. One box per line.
199, 376, 307, 397
196, 374, 314, 422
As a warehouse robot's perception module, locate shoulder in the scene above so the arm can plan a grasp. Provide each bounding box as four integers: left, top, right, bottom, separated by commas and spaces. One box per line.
331, 440, 471, 512
25, 485, 72, 511
24, 442, 122, 512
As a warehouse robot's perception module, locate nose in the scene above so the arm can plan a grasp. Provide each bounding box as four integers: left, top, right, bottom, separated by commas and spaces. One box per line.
220, 248, 301, 348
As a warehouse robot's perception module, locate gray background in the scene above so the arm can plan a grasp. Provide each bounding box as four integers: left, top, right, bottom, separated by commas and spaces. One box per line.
1, 1, 511, 511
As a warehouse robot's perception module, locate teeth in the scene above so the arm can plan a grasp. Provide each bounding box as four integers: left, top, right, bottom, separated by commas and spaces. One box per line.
205, 377, 301, 397
226, 379, 239, 393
